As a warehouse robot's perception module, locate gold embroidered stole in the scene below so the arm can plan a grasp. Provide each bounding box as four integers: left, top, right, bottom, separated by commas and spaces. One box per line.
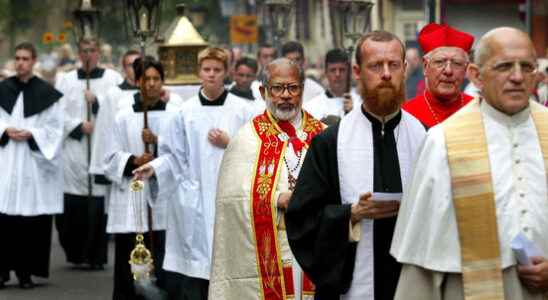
443, 99, 548, 300
530, 102, 548, 184
250, 110, 322, 300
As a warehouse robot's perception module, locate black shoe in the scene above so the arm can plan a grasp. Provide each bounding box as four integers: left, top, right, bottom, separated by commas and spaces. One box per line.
0, 280, 5, 289
18, 276, 34, 289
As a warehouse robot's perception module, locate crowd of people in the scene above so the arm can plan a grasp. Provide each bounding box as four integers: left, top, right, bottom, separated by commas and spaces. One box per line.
1, 22, 548, 300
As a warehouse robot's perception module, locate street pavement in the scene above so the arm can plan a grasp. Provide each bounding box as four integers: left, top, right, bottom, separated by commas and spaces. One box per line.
0, 227, 114, 300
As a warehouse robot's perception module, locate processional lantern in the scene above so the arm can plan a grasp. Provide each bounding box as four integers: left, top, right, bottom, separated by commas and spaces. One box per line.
330, 0, 374, 53
264, 0, 294, 52
122, 0, 163, 139
123, 0, 162, 49
73, 0, 100, 41
158, 3, 208, 85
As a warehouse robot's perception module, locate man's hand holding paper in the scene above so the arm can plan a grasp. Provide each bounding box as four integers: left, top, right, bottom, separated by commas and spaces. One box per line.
351, 192, 401, 224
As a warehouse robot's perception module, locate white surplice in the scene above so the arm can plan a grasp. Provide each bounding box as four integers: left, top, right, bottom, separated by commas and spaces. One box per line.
56, 69, 123, 196
0, 93, 64, 216
337, 107, 426, 300
390, 100, 548, 300
303, 91, 361, 120
302, 78, 325, 103
149, 92, 256, 280
89, 83, 137, 176
104, 94, 183, 233
244, 97, 266, 116
248, 80, 266, 102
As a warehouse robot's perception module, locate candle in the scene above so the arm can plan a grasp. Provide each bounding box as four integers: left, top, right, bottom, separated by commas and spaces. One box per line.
140, 11, 148, 32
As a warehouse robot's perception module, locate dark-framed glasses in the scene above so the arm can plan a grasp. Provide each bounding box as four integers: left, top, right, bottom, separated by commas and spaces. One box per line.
268, 83, 303, 96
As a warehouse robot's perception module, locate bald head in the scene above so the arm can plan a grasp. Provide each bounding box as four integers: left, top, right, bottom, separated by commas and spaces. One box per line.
475, 27, 536, 67
468, 27, 538, 115
261, 57, 304, 87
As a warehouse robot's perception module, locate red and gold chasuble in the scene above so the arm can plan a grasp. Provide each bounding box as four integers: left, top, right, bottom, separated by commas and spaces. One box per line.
250, 110, 323, 300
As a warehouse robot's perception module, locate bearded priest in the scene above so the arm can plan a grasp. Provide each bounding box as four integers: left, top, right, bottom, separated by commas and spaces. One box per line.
285, 31, 427, 299
208, 58, 325, 300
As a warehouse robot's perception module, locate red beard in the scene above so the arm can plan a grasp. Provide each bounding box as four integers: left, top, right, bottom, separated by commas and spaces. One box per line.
361, 82, 405, 116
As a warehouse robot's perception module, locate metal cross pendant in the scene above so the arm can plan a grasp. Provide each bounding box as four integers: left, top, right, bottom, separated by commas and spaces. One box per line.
288, 173, 297, 191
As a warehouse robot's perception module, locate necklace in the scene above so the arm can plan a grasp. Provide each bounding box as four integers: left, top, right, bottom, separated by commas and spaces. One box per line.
283, 150, 303, 191
423, 91, 464, 125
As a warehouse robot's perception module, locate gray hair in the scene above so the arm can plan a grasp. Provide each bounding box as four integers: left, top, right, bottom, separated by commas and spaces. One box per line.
260, 57, 305, 87
474, 32, 494, 67
423, 46, 470, 62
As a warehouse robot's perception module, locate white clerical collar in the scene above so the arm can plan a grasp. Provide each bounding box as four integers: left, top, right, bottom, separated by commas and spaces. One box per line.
480, 98, 530, 127
364, 107, 401, 123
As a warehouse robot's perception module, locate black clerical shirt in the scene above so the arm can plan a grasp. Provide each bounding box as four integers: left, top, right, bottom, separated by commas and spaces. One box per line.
363, 107, 403, 300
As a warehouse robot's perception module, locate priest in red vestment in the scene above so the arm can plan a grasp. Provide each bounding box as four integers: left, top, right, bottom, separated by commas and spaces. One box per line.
403, 23, 475, 128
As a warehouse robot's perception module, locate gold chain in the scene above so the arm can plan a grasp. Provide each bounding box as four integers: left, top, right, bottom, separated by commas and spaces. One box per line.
423, 91, 464, 125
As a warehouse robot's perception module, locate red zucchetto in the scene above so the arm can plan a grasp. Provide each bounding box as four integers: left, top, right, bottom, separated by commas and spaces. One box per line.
418, 23, 475, 54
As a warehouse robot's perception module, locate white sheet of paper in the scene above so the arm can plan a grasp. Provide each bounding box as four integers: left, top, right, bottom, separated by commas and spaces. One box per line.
511, 232, 542, 266
371, 192, 403, 202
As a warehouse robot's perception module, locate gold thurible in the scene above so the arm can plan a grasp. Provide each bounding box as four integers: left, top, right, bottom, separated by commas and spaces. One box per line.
129, 233, 154, 280
128, 179, 153, 280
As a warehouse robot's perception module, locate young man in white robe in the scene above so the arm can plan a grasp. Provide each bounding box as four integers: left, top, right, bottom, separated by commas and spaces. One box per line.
0, 42, 64, 289
285, 31, 426, 299
391, 27, 548, 300
304, 48, 359, 122
208, 58, 325, 300
89, 49, 140, 185
281, 41, 325, 103
133, 47, 255, 300
229, 57, 265, 114
104, 57, 183, 300
55, 37, 123, 270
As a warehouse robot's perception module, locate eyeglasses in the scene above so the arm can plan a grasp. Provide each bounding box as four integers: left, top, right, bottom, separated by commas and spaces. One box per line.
267, 84, 303, 97
428, 58, 468, 70
489, 60, 537, 75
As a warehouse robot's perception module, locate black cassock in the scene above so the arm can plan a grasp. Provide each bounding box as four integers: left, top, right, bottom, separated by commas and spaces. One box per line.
286, 109, 402, 300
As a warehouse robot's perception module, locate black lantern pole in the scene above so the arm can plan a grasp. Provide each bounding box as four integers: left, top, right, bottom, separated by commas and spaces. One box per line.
330, 0, 374, 92
123, 0, 162, 154
265, 0, 293, 53
73, 0, 100, 203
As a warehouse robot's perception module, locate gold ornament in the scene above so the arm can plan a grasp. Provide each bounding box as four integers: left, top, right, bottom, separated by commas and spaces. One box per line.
130, 179, 144, 192
129, 234, 153, 281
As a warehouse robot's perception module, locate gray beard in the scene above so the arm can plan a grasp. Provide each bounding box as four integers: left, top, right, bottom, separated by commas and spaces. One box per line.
266, 99, 299, 121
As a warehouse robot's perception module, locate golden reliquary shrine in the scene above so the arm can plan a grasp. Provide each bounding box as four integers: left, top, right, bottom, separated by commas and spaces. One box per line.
158, 4, 208, 85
